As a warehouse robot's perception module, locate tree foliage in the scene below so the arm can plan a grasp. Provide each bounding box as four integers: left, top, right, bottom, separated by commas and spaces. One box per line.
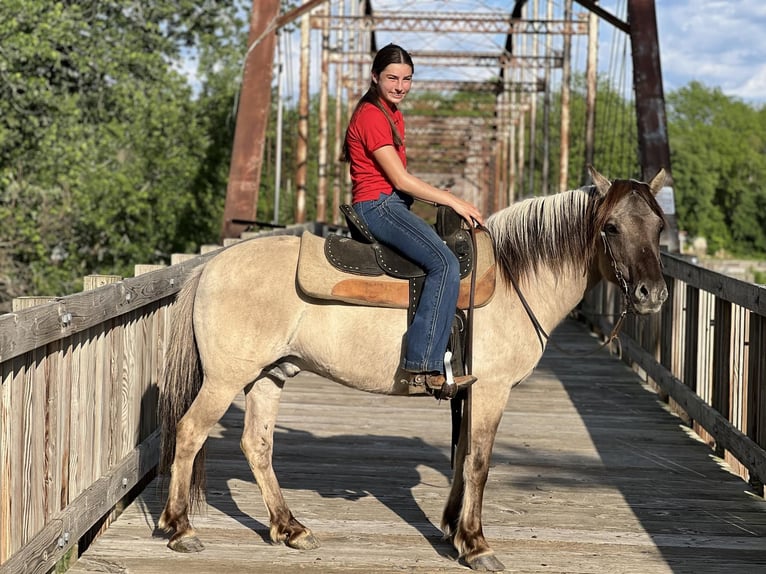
667, 82, 766, 255
0, 0, 248, 307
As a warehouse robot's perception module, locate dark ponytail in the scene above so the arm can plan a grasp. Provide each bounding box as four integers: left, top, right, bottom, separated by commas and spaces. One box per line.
343, 44, 413, 162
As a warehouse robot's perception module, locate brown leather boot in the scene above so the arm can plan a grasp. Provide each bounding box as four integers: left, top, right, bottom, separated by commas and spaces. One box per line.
405, 372, 477, 399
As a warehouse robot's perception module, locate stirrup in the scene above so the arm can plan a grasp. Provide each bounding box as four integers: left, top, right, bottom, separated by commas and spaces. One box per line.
438, 349, 476, 399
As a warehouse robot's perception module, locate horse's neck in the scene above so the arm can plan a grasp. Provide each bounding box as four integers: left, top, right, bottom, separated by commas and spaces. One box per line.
506, 265, 591, 333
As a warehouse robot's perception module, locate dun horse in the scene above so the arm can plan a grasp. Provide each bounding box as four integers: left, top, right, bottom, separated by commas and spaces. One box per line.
158, 167, 668, 571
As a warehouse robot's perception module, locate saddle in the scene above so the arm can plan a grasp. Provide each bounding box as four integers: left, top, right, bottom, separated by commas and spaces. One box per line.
296, 205, 496, 311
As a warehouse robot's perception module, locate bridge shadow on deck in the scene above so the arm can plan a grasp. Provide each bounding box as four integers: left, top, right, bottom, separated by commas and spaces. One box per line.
504, 318, 766, 573
73, 318, 766, 573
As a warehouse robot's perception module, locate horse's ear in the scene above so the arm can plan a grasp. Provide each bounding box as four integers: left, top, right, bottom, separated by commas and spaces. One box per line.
648, 168, 667, 196
588, 165, 611, 197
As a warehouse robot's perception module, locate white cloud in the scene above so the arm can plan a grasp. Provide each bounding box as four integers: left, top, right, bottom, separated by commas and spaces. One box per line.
656, 0, 766, 103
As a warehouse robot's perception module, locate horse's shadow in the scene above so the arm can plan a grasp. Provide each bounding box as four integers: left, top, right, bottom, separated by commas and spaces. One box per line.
199, 400, 457, 559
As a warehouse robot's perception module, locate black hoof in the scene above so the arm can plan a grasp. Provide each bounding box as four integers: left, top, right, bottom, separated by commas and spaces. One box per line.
286, 531, 320, 550
168, 534, 205, 553
465, 553, 505, 571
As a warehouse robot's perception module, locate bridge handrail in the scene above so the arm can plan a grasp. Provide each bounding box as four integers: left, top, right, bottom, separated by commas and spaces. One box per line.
581, 250, 766, 495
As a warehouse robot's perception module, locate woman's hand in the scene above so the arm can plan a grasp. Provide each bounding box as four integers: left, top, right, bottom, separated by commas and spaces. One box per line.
445, 192, 484, 227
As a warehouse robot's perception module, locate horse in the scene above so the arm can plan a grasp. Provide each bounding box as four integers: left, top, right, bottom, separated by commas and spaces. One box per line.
157, 167, 668, 571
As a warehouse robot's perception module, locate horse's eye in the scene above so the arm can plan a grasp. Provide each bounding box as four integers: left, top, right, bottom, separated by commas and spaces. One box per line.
604, 223, 619, 235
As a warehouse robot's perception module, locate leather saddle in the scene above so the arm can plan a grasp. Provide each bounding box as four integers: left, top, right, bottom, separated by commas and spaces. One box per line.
328, 204, 473, 280
296, 204, 496, 310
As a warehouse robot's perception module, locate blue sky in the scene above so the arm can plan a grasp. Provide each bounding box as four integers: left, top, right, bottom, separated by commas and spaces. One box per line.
362, 0, 766, 105
179, 1, 766, 107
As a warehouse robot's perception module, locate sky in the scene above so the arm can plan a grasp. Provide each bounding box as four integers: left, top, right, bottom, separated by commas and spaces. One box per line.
178, 1, 766, 107
655, 0, 766, 104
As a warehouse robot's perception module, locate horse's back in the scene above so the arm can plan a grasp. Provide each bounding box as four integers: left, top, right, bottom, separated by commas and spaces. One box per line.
192, 236, 307, 370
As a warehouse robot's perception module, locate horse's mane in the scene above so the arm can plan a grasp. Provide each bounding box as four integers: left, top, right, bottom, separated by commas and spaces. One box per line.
485, 186, 597, 285
485, 180, 665, 286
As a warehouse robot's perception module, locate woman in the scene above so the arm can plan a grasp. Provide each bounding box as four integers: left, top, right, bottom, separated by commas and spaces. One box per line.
343, 43, 484, 397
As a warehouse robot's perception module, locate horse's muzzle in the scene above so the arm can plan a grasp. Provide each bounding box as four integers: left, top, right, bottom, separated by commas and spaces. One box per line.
632, 280, 668, 314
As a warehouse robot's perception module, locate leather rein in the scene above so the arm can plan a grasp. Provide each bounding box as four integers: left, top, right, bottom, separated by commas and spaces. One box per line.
508, 229, 630, 357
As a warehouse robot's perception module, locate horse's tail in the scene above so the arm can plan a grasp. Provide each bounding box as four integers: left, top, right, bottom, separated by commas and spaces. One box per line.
158, 265, 207, 509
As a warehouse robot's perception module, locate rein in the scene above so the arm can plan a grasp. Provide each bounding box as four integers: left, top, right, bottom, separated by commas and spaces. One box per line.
450, 223, 480, 466
508, 229, 630, 357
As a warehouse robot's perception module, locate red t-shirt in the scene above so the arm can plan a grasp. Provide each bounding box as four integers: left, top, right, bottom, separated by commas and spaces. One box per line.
345, 102, 407, 203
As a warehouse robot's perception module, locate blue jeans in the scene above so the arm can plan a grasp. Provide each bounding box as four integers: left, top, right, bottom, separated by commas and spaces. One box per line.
353, 191, 460, 373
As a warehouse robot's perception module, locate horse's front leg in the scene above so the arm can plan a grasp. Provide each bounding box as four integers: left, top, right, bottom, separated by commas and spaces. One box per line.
443, 384, 509, 572
241, 377, 319, 550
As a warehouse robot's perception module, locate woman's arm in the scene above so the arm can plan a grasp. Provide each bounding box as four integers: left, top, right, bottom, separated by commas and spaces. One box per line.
373, 145, 484, 226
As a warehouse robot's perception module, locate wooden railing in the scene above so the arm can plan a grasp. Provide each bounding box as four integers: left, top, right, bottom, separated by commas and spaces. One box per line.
0, 224, 319, 574
581, 251, 766, 493
0, 257, 210, 573
1, 229, 764, 573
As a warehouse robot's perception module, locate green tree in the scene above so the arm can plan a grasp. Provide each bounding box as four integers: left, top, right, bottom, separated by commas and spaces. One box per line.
667, 82, 766, 255
0, 0, 249, 306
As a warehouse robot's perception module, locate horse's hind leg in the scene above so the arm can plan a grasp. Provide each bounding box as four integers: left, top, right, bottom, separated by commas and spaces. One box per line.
241, 376, 319, 550
160, 379, 243, 552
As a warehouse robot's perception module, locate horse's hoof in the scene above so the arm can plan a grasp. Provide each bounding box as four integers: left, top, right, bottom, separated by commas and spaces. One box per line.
168, 535, 205, 553
465, 553, 505, 572
286, 531, 320, 550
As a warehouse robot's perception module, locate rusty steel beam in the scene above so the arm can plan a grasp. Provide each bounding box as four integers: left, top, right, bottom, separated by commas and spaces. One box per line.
575, 0, 629, 33
221, 0, 280, 239
628, 0, 679, 251
311, 12, 588, 35
342, 77, 545, 93
222, 0, 332, 238
330, 50, 562, 68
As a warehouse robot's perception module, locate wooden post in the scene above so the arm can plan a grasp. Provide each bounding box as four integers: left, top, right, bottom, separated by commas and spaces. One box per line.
83, 275, 122, 291
11, 297, 55, 311
134, 264, 166, 276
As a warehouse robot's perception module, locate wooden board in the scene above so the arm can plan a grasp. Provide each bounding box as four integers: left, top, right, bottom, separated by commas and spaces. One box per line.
66, 319, 766, 574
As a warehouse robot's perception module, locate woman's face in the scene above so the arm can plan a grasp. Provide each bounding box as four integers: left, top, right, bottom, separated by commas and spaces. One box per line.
373, 63, 413, 107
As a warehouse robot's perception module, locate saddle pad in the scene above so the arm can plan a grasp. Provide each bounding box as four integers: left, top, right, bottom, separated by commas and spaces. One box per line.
297, 230, 496, 309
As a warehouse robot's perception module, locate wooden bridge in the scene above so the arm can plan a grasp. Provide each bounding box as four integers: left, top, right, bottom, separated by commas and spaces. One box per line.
1, 222, 765, 573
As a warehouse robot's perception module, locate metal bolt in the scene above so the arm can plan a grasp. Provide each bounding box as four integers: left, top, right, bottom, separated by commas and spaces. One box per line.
59, 312, 72, 327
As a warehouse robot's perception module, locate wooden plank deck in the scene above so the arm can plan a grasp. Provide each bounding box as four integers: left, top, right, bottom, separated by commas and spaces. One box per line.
67, 319, 766, 573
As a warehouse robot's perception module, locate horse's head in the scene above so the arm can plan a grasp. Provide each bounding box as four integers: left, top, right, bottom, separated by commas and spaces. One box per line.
589, 166, 669, 314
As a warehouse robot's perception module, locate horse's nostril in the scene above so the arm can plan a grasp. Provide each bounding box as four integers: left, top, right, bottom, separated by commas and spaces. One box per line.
635, 282, 649, 301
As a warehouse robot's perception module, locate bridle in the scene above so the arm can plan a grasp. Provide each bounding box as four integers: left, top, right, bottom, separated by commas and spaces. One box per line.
509, 218, 632, 358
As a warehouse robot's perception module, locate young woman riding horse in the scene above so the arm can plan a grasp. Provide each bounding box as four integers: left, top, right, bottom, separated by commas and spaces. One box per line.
343, 43, 483, 396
